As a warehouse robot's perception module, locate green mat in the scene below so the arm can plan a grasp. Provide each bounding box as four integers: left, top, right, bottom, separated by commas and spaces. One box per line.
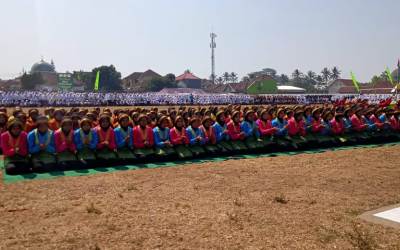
2, 142, 400, 184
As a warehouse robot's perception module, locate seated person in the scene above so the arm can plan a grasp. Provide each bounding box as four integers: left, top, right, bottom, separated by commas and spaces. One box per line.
227, 111, 247, 151
28, 116, 57, 173
55, 118, 81, 170
1, 119, 29, 175
133, 114, 155, 158
95, 114, 118, 164
186, 117, 207, 156
241, 110, 263, 150
153, 116, 176, 157
114, 114, 136, 162
74, 118, 98, 168
200, 116, 220, 154
170, 116, 192, 159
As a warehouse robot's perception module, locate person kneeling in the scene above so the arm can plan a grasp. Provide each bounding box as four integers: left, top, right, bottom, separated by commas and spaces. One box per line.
1, 120, 30, 175
241, 110, 263, 151
186, 117, 207, 156
201, 116, 220, 154
95, 114, 118, 165
28, 116, 57, 173
55, 118, 82, 170
153, 116, 176, 159
74, 118, 98, 168
114, 114, 136, 164
133, 114, 155, 159
170, 116, 192, 159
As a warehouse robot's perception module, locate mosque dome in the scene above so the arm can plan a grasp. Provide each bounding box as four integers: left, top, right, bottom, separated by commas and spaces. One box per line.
31, 59, 56, 73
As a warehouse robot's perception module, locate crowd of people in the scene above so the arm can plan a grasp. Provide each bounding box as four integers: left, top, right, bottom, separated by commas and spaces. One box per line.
1, 96, 400, 175
0, 91, 398, 106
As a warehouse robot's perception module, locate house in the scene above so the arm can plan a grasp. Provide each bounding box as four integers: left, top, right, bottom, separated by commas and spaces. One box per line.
327, 79, 394, 94
175, 70, 201, 89
326, 79, 359, 94
122, 69, 161, 92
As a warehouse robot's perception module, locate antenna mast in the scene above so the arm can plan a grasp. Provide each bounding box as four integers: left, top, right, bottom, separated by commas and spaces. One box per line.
210, 33, 217, 84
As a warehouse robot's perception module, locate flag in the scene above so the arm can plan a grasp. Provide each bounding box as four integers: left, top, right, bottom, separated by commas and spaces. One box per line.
385, 67, 394, 86
350, 71, 360, 93
94, 70, 100, 91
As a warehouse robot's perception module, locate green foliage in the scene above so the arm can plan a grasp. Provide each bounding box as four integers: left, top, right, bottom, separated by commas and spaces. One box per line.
90, 65, 123, 92
147, 76, 177, 92
20, 72, 44, 90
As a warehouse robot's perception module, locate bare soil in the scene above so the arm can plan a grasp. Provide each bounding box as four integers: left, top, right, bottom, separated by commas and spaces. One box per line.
1, 145, 400, 249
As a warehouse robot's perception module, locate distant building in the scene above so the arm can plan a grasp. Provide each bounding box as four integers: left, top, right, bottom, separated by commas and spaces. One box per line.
31, 59, 58, 89
175, 70, 201, 89
326, 79, 359, 94
327, 79, 394, 94
122, 69, 161, 92
0, 79, 21, 90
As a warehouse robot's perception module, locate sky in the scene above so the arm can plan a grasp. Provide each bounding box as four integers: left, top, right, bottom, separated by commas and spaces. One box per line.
0, 0, 399, 82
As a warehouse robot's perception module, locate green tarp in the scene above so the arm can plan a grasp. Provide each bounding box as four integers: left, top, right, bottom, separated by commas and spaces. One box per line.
2, 142, 399, 184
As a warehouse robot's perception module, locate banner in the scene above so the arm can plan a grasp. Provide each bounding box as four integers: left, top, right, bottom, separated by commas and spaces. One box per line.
350, 71, 360, 93
94, 70, 100, 91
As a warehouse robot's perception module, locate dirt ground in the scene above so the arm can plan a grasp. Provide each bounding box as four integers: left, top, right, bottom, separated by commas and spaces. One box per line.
1, 145, 400, 250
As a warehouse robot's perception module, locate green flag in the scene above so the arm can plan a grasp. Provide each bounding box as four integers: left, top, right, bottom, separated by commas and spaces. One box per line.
94, 70, 100, 91
350, 71, 360, 93
385, 67, 394, 86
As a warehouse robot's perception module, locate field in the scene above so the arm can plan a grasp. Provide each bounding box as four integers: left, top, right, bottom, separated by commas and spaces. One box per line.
1, 145, 400, 249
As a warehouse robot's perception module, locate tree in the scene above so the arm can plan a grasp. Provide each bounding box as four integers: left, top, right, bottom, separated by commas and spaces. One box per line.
21, 72, 44, 90
371, 75, 381, 85
241, 76, 250, 83
230, 72, 238, 83
331, 66, 341, 80
164, 73, 176, 82
216, 77, 224, 84
147, 76, 177, 92
262, 68, 277, 78
90, 65, 123, 91
223, 72, 231, 83
321, 67, 331, 84
279, 74, 289, 84
306, 71, 316, 81
380, 71, 389, 81
291, 69, 303, 82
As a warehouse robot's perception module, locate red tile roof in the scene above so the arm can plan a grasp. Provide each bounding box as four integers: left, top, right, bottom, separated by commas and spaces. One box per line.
176, 72, 200, 81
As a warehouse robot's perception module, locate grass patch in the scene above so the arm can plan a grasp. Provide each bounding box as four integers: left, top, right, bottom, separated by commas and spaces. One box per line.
346, 223, 378, 250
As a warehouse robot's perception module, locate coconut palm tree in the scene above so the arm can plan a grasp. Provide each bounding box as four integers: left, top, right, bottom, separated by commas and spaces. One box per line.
279, 74, 289, 84
230, 72, 238, 83
321, 67, 331, 84
306, 71, 316, 81
331, 67, 341, 80
223, 72, 231, 83
216, 77, 224, 85
292, 69, 303, 82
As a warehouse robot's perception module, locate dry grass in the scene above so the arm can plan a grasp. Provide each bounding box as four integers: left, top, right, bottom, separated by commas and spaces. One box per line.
1, 145, 400, 249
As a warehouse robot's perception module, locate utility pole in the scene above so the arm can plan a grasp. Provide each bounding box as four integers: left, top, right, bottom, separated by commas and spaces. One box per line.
210, 33, 217, 84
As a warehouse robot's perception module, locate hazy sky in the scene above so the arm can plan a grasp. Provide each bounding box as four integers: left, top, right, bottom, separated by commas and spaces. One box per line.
1, 0, 399, 82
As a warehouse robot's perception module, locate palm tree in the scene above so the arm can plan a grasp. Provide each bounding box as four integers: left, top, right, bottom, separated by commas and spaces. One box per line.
306, 71, 316, 80
230, 72, 238, 83
292, 69, 303, 82
216, 77, 224, 85
223, 72, 231, 83
280, 74, 289, 84
331, 67, 341, 80
321, 67, 331, 84
242, 76, 250, 83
